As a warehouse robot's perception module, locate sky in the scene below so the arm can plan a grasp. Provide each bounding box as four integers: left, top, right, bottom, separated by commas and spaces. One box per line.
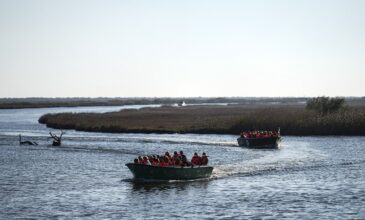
0, 0, 364, 98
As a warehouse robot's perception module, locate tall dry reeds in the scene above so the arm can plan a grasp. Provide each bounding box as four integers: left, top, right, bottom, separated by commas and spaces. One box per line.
38, 105, 365, 135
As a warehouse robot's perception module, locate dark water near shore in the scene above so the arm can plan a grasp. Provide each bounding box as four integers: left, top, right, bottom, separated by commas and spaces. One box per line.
0, 106, 364, 219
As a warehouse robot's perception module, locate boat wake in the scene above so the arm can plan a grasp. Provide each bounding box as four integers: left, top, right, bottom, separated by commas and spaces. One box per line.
212, 158, 365, 181
102, 137, 237, 147
211, 143, 328, 179
43, 144, 144, 155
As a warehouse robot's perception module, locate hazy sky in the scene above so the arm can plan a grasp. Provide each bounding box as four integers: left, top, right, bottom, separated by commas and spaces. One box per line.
0, 0, 364, 97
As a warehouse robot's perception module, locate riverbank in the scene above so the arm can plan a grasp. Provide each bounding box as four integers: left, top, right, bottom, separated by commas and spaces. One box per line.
38, 105, 365, 135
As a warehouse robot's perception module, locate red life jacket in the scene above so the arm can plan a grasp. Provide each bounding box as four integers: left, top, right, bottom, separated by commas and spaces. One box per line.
191, 155, 200, 165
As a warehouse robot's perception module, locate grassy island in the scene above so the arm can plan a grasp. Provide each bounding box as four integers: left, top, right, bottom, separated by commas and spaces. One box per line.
38, 100, 365, 135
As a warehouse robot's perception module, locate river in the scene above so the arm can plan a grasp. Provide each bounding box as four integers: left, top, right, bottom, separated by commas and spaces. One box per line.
0, 106, 364, 219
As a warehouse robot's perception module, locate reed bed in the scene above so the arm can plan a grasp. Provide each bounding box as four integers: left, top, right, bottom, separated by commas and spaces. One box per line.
38, 105, 365, 135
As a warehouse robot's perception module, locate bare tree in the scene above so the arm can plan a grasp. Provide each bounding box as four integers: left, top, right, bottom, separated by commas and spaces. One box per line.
49, 130, 65, 146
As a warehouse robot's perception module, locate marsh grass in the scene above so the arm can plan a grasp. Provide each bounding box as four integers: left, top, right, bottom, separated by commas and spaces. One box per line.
38, 105, 365, 135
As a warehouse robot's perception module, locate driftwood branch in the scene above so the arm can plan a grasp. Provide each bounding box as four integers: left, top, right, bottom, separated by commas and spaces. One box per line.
19, 134, 38, 146
49, 130, 65, 146
59, 130, 64, 139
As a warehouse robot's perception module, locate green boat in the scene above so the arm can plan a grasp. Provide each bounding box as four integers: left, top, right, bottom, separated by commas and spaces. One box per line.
126, 163, 213, 181
237, 128, 281, 149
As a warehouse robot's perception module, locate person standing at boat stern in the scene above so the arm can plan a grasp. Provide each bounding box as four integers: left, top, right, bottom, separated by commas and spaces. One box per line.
201, 152, 208, 165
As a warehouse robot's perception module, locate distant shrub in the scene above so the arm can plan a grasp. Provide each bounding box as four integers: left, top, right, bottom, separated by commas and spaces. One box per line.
306, 96, 345, 115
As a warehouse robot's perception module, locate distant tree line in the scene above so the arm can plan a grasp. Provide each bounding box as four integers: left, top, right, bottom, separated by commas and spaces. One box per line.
0, 97, 308, 109
2, 96, 365, 109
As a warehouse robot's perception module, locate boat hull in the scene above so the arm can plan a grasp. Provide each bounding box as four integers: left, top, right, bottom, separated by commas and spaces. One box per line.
126, 163, 213, 181
237, 136, 281, 149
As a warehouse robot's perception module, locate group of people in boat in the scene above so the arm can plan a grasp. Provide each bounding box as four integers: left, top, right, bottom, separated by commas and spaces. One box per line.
240, 130, 280, 139
133, 151, 209, 167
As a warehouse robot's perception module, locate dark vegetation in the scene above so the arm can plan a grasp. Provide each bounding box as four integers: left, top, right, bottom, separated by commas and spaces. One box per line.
306, 96, 346, 115
38, 98, 365, 135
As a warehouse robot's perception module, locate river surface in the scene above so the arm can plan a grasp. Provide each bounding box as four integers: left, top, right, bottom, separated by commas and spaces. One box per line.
0, 106, 364, 219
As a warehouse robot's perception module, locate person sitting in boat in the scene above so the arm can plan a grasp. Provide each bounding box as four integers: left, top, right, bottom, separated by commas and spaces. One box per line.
147, 156, 154, 165
201, 152, 208, 165
164, 155, 174, 166
134, 158, 139, 164
165, 152, 172, 160
143, 156, 151, 165
191, 152, 201, 165
159, 156, 166, 166
173, 151, 179, 160
166, 155, 174, 166
138, 156, 143, 164
159, 156, 169, 167
153, 156, 161, 166
170, 151, 178, 165
180, 151, 190, 166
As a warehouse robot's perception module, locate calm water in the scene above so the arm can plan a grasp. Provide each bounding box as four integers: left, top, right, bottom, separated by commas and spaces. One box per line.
0, 106, 364, 219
